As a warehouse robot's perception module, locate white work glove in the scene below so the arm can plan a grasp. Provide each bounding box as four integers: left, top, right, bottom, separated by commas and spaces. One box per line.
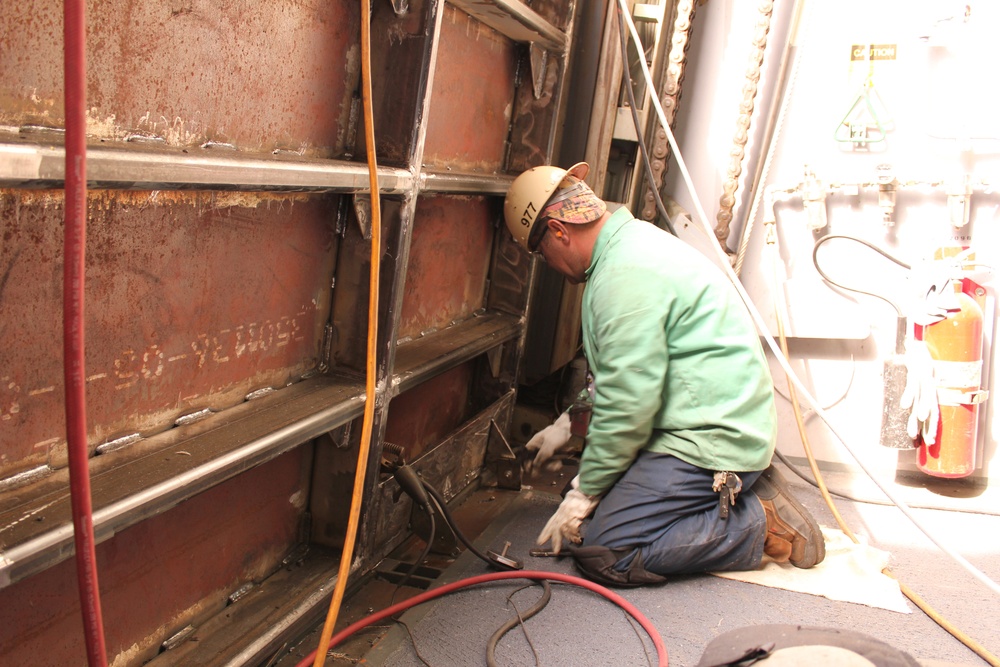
536, 476, 600, 554
907, 259, 962, 326
900, 338, 939, 445
524, 411, 573, 476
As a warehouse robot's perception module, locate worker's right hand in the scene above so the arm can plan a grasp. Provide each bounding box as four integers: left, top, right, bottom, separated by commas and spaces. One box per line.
536, 476, 600, 554
524, 411, 573, 476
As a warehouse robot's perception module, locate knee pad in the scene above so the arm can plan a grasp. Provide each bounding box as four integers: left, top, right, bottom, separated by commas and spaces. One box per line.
570, 545, 667, 588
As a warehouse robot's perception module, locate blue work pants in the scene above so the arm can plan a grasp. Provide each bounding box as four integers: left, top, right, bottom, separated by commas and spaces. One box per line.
582, 451, 767, 575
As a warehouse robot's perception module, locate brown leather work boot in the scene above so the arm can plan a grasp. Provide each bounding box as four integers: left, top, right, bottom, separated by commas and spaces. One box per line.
753, 464, 825, 568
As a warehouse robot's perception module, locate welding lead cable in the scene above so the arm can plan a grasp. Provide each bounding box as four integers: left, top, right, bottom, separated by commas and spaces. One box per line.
485, 581, 552, 667
615, 0, 1000, 600
389, 511, 437, 605
63, 0, 109, 665
310, 0, 383, 664
293, 570, 669, 667
422, 480, 516, 570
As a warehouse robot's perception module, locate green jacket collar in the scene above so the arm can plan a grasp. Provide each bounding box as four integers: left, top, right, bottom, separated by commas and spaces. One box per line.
584, 206, 634, 281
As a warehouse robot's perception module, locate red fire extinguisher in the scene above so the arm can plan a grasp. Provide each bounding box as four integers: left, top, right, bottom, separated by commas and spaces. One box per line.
917, 276, 988, 478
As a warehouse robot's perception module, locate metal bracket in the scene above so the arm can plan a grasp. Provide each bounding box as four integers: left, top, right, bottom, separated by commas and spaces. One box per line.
876, 163, 897, 226
353, 194, 372, 240
485, 419, 521, 490
946, 175, 972, 228
161, 625, 197, 652
800, 166, 828, 231
529, 43, 548, 100
486, 344, 504, 378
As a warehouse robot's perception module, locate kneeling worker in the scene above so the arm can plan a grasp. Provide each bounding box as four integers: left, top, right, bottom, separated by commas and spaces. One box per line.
504, 162, 825, 586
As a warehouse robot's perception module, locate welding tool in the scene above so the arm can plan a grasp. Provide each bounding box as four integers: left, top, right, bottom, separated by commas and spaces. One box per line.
384, 443, 522, 572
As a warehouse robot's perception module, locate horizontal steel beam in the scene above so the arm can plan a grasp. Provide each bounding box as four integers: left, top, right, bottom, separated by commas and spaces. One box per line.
393, 311, 521, 395
0, 311, 520, 589
449, 0, 568, 52
0, 142, 515, 197
0, 142, 414, 193
421, 169, 513, 194
0, 375, 366, 589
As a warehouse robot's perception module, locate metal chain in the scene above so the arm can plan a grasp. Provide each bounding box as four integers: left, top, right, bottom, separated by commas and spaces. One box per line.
714, 0, 774, 250
639, 0, 698, 222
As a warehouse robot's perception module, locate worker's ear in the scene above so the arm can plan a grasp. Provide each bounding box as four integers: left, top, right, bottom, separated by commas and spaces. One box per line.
549, 220, 569, 242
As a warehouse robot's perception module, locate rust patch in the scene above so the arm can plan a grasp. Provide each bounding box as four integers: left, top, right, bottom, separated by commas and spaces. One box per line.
398, 195, 493, 340
0, 0, 362, 157
422, 6, 517, 173
384, 362, 475, 460
0, 190, 338, 478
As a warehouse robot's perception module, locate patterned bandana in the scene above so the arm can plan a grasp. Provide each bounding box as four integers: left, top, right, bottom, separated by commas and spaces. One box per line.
541, 178, 607, 225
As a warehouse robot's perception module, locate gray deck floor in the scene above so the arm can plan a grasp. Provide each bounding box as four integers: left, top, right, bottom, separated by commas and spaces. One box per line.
356, 461, 1000, 667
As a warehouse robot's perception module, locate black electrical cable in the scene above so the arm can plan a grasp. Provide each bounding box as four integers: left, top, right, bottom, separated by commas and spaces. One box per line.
616, 2, 678, 237
421, 479, 519, 570
390, 472, 535, 665
389, 511, 437, 606
293, 571, 670, 667
485, 581, 551, 667
387, 462, 440, 601
421, 482, 556, 665
394, 616, 436, 667
622, 611, 657, 667
316, 473, 665, 667
503, 585, 544, 666
811, 234, 911, 316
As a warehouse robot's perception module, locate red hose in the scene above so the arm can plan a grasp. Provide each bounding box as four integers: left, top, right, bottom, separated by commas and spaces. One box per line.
64, 1, 108, 664
294, 570, 668, 667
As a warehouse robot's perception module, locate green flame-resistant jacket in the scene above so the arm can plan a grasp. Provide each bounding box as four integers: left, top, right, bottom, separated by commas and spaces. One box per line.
577, 207, 777, 498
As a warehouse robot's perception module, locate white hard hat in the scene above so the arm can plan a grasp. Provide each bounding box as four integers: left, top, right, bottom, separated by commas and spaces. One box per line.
503, 162, 596, 251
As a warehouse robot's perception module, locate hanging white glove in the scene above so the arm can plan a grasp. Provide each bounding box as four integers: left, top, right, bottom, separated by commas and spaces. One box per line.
907, 259, 962, 326
524, 411, 573, 476
536, 476, 600, 554
899, 338, 939, 445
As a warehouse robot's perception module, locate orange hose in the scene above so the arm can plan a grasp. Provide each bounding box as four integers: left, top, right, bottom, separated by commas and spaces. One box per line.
311, 1, 381, 664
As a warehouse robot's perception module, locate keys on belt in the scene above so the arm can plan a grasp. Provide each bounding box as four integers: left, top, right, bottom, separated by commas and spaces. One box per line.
713, 471, 742, 519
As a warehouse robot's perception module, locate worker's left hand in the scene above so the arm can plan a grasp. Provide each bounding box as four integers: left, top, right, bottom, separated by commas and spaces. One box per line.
536, 476, 600, 554
524, 411, 573, 476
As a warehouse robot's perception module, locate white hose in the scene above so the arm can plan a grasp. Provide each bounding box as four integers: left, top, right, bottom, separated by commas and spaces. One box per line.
616, 0, 1000, 597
